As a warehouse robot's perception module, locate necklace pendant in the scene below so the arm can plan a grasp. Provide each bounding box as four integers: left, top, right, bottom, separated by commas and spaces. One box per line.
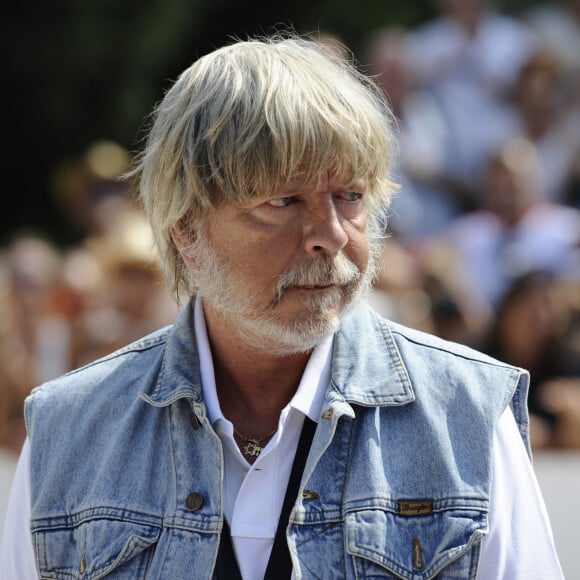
243, 439, 263, 457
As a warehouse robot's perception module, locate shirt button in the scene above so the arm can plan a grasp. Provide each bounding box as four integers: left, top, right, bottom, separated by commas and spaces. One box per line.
190, 413, 202, 430
185, 492, 204, 511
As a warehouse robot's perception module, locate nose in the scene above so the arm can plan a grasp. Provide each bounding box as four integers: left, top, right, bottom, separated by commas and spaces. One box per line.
303, 202, 349, 257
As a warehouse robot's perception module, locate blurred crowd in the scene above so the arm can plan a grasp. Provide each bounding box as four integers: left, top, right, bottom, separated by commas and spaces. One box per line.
365, 0, 580, 450
1, 0, 579, 455
0, 142, 180, 455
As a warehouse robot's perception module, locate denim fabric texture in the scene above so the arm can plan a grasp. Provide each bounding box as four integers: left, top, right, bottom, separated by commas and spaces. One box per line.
25, 300, 529, 579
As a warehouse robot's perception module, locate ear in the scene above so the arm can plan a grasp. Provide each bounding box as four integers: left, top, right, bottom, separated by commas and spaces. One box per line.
170, 221, 197, 267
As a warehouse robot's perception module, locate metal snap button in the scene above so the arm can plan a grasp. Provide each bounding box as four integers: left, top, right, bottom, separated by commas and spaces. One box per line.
185, 492, 204, 511
320, 409, 333, 420
190, 413, 202, 430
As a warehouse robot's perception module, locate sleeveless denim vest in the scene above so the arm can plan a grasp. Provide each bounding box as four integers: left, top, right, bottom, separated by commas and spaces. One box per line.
25, 301, 529, 579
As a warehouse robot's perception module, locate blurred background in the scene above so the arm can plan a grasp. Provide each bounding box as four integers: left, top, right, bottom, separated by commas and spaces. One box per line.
0, 0, 579, 575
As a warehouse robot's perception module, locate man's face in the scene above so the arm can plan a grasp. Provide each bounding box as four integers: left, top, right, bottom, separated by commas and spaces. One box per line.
186, 175, 373, 354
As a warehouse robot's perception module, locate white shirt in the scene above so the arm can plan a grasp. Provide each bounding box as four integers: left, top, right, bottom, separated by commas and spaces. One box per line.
194, 298, 332, 579
0, 300, 564, 579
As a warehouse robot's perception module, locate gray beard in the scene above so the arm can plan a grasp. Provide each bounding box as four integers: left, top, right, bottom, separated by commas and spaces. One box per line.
183, 233, 380, 355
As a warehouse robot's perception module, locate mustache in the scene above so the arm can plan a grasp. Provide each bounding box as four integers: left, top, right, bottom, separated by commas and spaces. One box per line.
274, 255, 361, 300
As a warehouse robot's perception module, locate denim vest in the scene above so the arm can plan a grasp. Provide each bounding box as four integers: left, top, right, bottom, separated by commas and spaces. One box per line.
25, 301, 529, 579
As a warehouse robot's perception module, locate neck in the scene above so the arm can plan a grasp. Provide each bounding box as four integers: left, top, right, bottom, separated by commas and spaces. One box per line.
202, 300, 312, 436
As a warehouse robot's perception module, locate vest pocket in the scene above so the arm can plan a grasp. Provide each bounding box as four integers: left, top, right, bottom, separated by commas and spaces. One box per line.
34, 518, 161, 579
345, 507, 486, 579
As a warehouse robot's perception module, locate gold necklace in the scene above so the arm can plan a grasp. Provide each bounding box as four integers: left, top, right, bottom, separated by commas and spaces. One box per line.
233, 427, 277, 458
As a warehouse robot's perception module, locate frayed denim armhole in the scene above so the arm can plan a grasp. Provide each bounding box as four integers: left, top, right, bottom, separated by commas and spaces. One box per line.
508, 369, 532, 459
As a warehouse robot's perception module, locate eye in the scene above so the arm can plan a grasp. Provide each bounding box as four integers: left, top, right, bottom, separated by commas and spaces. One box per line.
340, 191, 363, 202
267, 196, 296, 208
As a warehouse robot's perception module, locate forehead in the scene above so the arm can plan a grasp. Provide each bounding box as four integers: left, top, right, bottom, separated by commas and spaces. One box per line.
278, 174, 367, 195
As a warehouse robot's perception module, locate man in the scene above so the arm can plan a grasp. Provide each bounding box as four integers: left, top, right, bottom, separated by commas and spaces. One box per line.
1, 34, 563, 579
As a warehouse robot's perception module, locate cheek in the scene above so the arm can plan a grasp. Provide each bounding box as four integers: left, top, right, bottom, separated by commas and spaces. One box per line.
355, 245, 371, 276
239, 223, 303, 268
223, 236, 297, 290
345, 225, 370, 272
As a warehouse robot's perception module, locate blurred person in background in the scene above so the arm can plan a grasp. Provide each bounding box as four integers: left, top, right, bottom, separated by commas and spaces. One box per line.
506, 51, 580, 204
443, 137, 580, 310
525, 0, 580, 209
1, 34, 562, 579
70, 207, 179, 367
50, 140, 135, 241
0, 234, 75, 454
525, 0, 580, 110
368, 236, 492, 348
484, 271, 580, 449
362, 27, 460, 241
406, 0, 536, 203
0, 142, 178, 457
49, 139, 179, 368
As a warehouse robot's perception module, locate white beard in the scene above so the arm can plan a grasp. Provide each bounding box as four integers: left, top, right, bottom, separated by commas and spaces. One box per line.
183, 233, 378, 355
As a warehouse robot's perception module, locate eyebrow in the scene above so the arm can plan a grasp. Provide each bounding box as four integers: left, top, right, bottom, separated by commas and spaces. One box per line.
282, 178, 365, 194
279, 186, 308, 196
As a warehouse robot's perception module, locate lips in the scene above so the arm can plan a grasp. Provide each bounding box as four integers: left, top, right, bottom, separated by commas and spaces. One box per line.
295, 284, 334, 290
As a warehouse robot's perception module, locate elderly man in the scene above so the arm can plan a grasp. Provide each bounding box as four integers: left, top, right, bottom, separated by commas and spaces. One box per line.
1, 35, 562, 579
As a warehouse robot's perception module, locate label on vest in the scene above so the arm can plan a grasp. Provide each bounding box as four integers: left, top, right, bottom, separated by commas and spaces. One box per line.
397, 500, 434, 516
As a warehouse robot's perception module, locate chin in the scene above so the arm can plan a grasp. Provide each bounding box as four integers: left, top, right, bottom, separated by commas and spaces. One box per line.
263, 320, 339, 356
238, 295, 358, 356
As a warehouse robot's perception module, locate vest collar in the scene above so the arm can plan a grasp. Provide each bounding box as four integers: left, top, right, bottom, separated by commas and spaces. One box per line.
142, 300, 415, 408
331, 301, 415, 407
140, 302, 203, 407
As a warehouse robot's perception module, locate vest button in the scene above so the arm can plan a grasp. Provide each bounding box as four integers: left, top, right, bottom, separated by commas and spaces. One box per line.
190, 413, 202, 430
186, 492, 204, 511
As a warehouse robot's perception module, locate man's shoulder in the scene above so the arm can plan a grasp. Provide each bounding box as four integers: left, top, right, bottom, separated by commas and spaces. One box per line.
26, 325, 173, 407
343, 303, 530, 447
349, 301, 515, 371
386, 318, 512, 369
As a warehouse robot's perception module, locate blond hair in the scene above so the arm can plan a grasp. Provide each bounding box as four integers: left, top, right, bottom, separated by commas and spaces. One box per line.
132, 34, 398, 297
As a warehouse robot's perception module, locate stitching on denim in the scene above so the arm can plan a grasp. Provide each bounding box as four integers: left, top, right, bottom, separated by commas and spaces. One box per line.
167, 403, 179, 513
31, 509, 164, 532
95, 533, 158, 579
27, 329, 171, 412
372, 310, 414, 393
428, 529, 484, 579
388, 322, 517, 370
343, 498, 489, 514
351, 532, 480, 580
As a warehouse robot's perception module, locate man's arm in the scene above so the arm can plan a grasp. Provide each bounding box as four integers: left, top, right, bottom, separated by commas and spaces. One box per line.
477, 407, 564, 579
0, 439, 37, 579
